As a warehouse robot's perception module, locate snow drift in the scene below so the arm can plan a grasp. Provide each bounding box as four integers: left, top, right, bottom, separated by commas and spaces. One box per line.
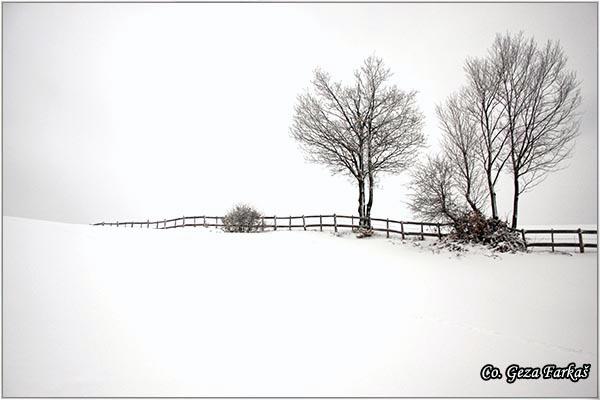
3, 216, 597, 396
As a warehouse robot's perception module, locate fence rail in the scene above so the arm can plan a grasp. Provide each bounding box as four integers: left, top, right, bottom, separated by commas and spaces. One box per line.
93, 215, 597, 253
93, 214, 452, 240
521, 228, 597, 253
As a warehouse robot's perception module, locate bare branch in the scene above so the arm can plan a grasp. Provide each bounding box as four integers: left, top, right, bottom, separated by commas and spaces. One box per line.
489, 32, 582, 227
290, 56, 426, 227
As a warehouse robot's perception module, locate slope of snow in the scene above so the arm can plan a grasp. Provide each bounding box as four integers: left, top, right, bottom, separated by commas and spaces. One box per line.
3, 216, 597, 397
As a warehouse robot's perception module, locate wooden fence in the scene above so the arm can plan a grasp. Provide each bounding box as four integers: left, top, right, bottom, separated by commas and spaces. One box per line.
519, 228, 597, 253
93, 214, 450, 239
93, 214, 597, 253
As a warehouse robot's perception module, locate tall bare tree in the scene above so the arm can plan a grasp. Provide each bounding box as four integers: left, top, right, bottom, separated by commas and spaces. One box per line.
489, 32, 581, 228
463, 57, 510, 219
436, 90, 488, 214
291, 56, 425, 227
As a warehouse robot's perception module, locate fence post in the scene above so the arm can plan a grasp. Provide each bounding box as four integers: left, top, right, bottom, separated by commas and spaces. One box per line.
203, 216, 206, 227
319, 215, 322, 231
289, 216, 292, 231
261, 217, 265, 232
302, 215, 306, 231
156, 221, 159, 229
183, 216, 185, 226
193, 217, 196, 226
117, 221, 119, 227
334, 213, 338, 232
131, 222, 134, 228
400, 222, 405, 240
420, 223, 424, 240
551, 229, 554, 252
521, 230, 526, 248
386, 218, 390, 238
215, 217, 218, 227
164, 219, 166, 229
147, 219, 149, 228
437, 223, 441, 239
274, 215, 277, 231
578, 228, 584, 253
351, 215, 354, 228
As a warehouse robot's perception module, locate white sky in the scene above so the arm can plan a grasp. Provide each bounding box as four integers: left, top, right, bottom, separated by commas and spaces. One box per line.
3, 2, 597, 225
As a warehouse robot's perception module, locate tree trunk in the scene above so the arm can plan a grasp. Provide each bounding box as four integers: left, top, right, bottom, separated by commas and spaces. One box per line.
463, 164, 479, 214
511, 176, 519, 229
466, 196, 479, 214
364, 134, 373, 229
357, 178, 366, 227
365, 173, 374, 228
487, 173, 498, 219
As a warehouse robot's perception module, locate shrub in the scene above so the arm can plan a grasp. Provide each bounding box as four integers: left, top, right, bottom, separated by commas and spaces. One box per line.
443, 211, 526, 253
356, 226, 374, 238
221, 204, 264, 233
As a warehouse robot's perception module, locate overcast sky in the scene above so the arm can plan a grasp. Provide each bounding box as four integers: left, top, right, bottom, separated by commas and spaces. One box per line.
3, 2, 597, 226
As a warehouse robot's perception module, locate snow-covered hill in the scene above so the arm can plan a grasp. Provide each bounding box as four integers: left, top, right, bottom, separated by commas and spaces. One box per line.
3, 216, 597, 396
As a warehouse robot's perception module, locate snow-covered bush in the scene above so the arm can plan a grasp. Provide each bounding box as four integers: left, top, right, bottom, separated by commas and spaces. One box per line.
221, 204, 264, 233
356, 226, 374, 239
443, 211, 526, 253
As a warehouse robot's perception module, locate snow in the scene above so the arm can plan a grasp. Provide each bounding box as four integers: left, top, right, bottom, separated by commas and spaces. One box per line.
3, 216, 597, 397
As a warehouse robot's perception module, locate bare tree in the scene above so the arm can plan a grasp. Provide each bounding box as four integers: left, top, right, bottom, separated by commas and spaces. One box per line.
409, 155, 461, 223
436, 90, 488, 214
463, 57, 510, 219
291, 56, 425, 227
489, 32, 581, 228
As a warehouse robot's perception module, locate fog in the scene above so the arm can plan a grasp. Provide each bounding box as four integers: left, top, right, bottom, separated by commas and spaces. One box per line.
3, 3, 597, 225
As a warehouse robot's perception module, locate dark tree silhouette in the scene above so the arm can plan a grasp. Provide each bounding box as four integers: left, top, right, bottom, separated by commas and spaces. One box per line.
436, 90, 488, 215
291, 56, 425, 228
489, 32, 581, 228
463, 57, 510, 219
